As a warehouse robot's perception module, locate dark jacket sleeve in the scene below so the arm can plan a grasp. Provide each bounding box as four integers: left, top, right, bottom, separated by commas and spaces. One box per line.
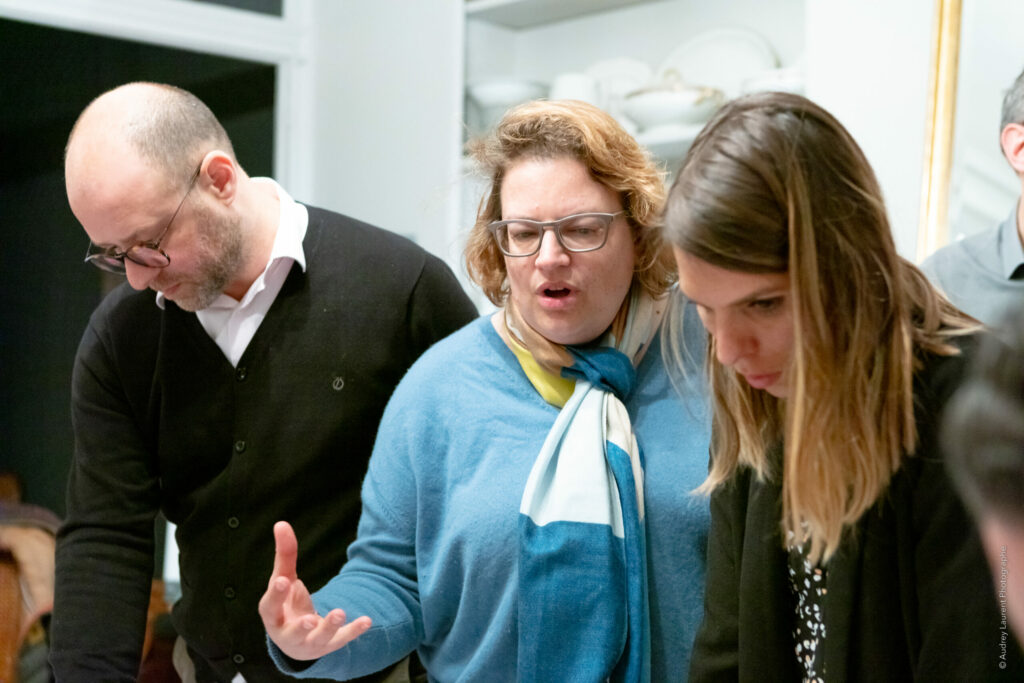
50, 292, 161, 682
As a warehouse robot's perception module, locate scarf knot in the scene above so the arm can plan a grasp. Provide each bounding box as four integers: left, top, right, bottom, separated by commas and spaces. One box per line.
564, 345, 637, 401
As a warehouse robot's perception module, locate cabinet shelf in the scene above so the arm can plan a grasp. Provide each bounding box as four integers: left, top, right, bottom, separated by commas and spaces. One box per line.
464, 0, 667, 29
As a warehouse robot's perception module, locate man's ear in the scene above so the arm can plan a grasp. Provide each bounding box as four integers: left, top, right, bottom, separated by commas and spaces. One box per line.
200, 150, 237, 203
1000, 123, 1024, 174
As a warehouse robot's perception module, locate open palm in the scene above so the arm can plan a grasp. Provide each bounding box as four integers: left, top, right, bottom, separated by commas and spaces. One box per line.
258, 520, 372, 661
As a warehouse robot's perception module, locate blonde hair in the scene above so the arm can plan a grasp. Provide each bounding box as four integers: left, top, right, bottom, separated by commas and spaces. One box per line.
464, 99, 675, 305
664, 92, 979, 563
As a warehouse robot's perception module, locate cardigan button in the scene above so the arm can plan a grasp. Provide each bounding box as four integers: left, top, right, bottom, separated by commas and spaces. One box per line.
232, 653, 245, 665
236, 366, 247, 381
234, 440, 246, 453
227, 516, 240, 529
224, 586, 236, 599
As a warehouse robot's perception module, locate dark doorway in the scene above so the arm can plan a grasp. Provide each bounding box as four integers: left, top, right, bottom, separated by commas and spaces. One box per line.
0, 16, 276, 516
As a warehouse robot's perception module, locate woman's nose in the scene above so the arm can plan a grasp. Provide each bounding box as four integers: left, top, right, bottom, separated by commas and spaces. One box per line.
712, 317, 749, 368
533, 228, 570, 268
124, 259, 161, 291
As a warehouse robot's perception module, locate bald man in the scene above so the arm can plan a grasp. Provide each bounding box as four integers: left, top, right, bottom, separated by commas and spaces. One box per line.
51, 83, 478, 682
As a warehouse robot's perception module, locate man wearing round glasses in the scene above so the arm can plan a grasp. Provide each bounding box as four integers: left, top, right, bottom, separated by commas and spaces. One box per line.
51, 82, 478, 683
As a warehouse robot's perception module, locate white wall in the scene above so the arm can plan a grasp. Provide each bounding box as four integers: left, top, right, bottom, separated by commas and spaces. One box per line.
805, 0, 934, 259
308, 0, 468, 275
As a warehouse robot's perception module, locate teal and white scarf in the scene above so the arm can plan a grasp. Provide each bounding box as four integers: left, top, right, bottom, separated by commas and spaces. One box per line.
496, 284, 666, 682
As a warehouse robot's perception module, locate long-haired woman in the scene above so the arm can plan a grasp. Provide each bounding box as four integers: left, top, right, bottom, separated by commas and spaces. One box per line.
665, 91, 1024, 681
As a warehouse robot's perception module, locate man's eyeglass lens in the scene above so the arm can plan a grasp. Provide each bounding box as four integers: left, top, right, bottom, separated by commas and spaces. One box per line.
88, 246, 171, 273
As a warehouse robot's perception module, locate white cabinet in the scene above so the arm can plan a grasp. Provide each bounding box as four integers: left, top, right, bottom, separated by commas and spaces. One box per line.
464, 0, 804, 84
464, 0, 668, 30
460, 0, 804, 166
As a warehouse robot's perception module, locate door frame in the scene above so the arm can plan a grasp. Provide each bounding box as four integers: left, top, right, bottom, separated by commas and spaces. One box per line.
0, 0, 315, 199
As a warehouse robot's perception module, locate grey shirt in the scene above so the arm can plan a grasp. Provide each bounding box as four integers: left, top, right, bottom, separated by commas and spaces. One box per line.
920, 203, 1024, 325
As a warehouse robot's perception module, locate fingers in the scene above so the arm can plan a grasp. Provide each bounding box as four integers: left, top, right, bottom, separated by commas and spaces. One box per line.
267, 607, 373, 661
258, 574, 292, 628
297, 610, 373, 656
323, 614, 373, 653
272, 520, 299, 582
262, 522, 306, 629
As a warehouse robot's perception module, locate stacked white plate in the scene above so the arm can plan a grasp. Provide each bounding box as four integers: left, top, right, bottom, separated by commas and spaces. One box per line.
657, 28, 780, 100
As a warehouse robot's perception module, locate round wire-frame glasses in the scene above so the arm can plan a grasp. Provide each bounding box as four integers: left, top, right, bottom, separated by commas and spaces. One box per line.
83, 163, 202, 273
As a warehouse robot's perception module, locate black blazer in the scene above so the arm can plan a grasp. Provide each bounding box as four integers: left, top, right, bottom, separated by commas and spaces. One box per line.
690, 343, 1024, 682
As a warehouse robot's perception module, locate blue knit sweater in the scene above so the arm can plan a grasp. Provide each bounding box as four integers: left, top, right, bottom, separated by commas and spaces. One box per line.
272, 311, 711, 681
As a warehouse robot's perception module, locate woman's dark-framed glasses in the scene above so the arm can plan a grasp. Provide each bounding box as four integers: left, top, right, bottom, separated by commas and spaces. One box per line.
83, 164, 202, 273
488, 210, 625, 257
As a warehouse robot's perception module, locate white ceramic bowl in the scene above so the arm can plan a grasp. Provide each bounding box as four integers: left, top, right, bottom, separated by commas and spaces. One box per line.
622, 85, 723, 130
466, 79, 547, 132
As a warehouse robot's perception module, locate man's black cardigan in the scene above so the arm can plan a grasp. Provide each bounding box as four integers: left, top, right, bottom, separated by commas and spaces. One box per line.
50, 206, 479, 682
